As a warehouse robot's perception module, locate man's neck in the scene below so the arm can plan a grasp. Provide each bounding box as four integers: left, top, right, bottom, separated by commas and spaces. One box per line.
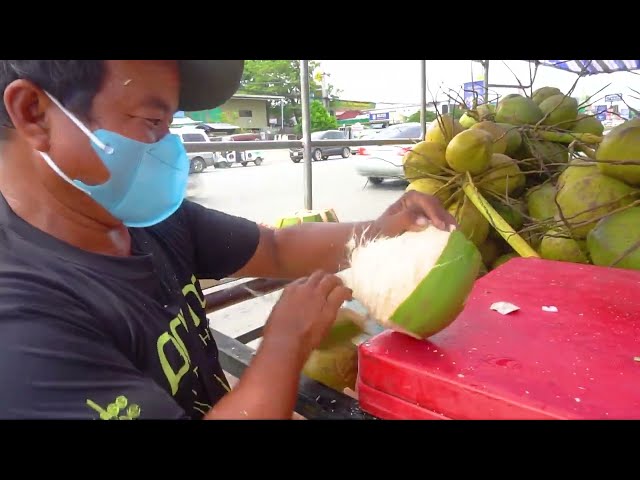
0, 163, 132, 258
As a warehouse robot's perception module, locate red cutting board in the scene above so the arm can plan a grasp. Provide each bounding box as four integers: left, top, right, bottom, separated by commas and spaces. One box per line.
357, 257, 640, 420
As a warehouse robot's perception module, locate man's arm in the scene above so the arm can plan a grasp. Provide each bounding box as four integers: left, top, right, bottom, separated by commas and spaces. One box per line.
183, 200, 378, 280
184, 189, 456, 281
203, 333, 305, 419
204, 270, 352, 420
232, 187, 457, 280
232, 221, 378, 280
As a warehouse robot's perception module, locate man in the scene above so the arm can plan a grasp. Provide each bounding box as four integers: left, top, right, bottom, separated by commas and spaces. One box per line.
0, 60, 455, 420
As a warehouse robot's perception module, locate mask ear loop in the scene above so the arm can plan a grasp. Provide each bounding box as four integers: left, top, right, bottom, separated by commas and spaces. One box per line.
36, 91, 114, 195
38, 150, 91, 195
43, 91, 114, 155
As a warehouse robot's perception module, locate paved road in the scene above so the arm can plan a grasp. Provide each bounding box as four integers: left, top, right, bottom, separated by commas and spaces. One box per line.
188, 149, 407, 225
191, 149, 408, 346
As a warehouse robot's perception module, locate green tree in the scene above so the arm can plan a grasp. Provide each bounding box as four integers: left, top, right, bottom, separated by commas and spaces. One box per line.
238, 60, 341, 127
294, 101, 339, 135
405, 107, 464, 123
406, 110, 437, 123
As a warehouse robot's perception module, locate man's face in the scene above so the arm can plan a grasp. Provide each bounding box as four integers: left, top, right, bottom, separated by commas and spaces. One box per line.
2, 60, 181, 225
50, 60, 181, 186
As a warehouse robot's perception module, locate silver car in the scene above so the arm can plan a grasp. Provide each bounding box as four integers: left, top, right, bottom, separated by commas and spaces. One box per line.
352, 123, 423, 184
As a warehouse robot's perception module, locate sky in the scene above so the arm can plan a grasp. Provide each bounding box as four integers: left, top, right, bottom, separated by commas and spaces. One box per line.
316, 60, 640, 110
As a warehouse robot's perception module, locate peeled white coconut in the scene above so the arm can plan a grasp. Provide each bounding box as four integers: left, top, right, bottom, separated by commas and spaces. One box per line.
337, 224, 482, 339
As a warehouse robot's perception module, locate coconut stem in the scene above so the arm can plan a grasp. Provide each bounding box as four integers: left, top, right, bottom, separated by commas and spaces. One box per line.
576, 143, 597, 160
462, 172, 540, 258
534, 130, 602, 145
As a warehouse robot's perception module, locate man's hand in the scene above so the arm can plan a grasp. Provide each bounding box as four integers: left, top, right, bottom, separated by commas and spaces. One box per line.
205, 270, 352, 420
373, 190, 457, 238
230, 191, 457, 281
262, 270, 353, 364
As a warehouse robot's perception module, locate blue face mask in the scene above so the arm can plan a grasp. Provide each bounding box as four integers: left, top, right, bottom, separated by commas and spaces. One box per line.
38, 92, 190, 228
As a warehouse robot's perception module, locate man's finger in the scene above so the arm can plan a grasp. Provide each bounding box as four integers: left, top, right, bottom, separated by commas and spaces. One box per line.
291, 276, 308, 286
382, 208, 419, 236
440, 206, 458, 228
317, 274, 343, 299
404, 211, 431, 232
305, 269, 327, 287
407, 192, 456, 230
323, 285, 353, 316
416, 202, 448, 230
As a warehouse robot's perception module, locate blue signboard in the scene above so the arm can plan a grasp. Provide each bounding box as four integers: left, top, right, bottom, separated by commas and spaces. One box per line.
369, 112, 390, 121
464, 81, 485, 107
605, 94, 622, 103
595, 105, 607, 121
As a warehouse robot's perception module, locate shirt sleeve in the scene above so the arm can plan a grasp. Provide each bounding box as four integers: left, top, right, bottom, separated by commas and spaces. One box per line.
0, 303, 190, 420
182, 200, 261, 280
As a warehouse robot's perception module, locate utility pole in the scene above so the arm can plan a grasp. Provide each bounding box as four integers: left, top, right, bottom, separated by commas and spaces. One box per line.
320, 72, 331, 111
300, 61, 313, 210
312, 66, 332, 112
322, 75, 328, 110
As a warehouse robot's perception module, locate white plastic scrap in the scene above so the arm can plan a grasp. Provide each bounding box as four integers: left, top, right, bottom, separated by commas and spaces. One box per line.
542, 306, 559, 313
490, 301, 520, 315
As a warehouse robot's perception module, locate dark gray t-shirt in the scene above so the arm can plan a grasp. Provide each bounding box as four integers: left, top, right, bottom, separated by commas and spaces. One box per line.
0, 194, 260, 419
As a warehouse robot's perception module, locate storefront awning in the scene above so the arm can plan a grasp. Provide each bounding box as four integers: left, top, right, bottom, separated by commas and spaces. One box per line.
537, 60, 640, 75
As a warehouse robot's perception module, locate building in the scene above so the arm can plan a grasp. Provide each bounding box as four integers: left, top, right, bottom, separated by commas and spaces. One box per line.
184, 93, 286, 132
580, 93, 636, 129
344, 100, 454, 129
331, 99, 376, 128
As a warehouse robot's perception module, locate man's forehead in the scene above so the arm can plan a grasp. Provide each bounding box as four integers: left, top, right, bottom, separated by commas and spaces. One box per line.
106, 60, 179, 77
103, 61, 180, 111
104, 59, 245, 112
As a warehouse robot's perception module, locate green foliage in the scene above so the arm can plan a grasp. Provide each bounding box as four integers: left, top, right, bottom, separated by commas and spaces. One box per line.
239, 60, 341, 127
404, 107, 463, 124
451, 108, 465, 119
406, 110, 437, 123
294, 101, 339, 135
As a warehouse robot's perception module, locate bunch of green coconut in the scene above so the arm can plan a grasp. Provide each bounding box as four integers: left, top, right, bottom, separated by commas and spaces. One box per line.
525, 117, 640, 270
401, 85, 640, 273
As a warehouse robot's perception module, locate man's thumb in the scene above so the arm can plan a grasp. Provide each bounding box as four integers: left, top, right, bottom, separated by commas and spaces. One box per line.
383, 209, 429, 235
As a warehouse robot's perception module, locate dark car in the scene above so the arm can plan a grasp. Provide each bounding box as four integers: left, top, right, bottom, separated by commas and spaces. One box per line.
289, 130, 351, 163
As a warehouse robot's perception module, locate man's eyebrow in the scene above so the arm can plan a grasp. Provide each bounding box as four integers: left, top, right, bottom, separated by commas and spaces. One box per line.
139, 95, 175, 114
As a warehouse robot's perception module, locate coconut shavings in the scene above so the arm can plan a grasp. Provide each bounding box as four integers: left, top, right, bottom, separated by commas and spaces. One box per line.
490, 301, 520, 315
542, 306, 559, 313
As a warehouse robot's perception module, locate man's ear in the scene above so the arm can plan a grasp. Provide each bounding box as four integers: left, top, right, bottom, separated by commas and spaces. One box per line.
3, 79, 51, 152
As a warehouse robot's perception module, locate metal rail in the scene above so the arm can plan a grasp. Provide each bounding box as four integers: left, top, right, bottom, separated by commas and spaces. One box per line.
182, 137, 423, 153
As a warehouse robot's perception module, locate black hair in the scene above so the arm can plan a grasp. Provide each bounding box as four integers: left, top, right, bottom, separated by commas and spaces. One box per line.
0, 60, 106, 132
